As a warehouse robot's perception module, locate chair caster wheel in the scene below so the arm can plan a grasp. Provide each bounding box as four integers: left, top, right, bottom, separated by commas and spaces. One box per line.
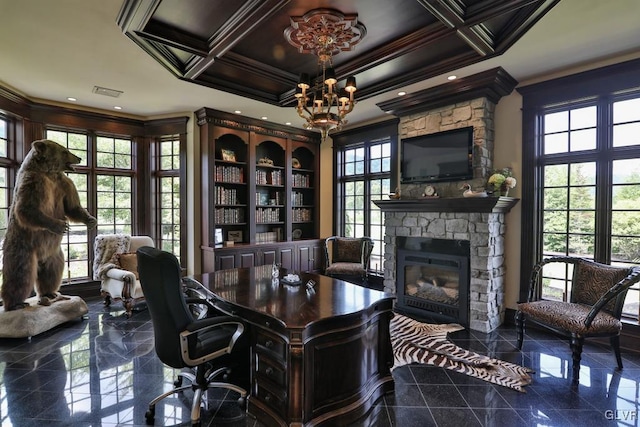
145, 406, 155, 424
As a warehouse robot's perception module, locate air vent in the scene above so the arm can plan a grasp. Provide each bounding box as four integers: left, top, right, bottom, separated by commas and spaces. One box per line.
92, 86, 123, 98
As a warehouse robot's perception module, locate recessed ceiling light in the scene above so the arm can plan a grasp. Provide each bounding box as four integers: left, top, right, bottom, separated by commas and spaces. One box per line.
67, 97, 77, 102
113, 106, 122, 110
397, 91, 406, 96
447, 75, 457, 81
285, 122, 292, 126
261, 116, 268, 120
235, 110, 242, 114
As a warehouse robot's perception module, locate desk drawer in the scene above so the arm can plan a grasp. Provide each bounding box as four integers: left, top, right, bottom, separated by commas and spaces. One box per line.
255, 329, 286, 359
255, 353, 286, 387
255, 381, 287, 417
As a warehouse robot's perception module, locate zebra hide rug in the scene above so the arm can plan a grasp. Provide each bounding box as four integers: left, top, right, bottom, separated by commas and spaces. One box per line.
390, 313, 533, 392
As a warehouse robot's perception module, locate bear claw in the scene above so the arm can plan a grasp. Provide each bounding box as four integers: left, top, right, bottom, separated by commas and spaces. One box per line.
5, 302, 29, 311
38, 293, 70, 306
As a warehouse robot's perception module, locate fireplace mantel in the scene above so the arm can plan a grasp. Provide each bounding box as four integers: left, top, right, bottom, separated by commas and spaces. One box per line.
374, 196, 519, 214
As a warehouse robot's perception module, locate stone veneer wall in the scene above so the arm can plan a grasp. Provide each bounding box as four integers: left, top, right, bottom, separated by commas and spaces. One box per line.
399, 97, 495, 198
384, 96, 508, 332
383, 211, 507, 332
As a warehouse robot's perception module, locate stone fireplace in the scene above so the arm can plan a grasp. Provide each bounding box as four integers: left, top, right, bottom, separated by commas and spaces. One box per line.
374, 68, 518, 332
375, 198, 517, 332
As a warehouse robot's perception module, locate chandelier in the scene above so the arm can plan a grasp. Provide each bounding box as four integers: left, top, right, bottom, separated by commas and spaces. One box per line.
284, 9, 366, 141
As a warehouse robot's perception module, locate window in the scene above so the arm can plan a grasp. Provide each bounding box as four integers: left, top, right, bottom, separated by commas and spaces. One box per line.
47, 130, 135, 282
333, 120, 398, 274
520, 59, 640, 321
0, 116, 10, 288
0, 116, 9, 240
155, 137, 181, 262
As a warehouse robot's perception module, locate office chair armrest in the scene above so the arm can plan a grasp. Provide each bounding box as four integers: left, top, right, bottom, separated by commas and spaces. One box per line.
180, 317, 245, 365
186, 316, 245, 333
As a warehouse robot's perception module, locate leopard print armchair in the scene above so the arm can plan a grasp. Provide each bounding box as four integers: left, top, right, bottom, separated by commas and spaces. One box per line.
516, 256, 640, 382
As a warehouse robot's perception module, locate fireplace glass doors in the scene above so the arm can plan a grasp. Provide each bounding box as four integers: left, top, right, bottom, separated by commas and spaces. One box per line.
396, 238, 470, 326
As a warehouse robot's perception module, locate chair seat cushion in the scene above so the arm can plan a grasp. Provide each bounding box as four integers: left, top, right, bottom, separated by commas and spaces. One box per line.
325, 262, 365, 276
517, 300, 622, 335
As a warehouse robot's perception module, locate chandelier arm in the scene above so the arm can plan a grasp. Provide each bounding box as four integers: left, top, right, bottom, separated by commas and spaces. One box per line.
297, 104, 314, 119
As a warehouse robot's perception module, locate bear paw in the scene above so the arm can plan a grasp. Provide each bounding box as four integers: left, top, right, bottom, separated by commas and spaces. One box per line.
50, 220, 69, 235
38, 293, 70, 306
4, 302, 30, 311
86, 216, 98, 229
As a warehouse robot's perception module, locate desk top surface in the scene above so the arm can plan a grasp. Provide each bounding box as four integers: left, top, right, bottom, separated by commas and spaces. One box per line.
192, 266, 394, 328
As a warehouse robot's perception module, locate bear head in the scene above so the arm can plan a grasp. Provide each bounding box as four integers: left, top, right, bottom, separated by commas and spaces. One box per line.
27, 139, 82, 173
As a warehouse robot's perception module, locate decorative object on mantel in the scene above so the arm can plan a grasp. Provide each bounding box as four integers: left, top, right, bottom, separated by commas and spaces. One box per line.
285, 9, 365, 142
390, 313, 533, 392
488, 167, 517, 196
422, 185, 438, 198
389, 186, 401, 199
460, 183, 487, 198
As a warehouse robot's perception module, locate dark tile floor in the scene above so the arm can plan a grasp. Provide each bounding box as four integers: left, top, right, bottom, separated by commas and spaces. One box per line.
1, 298, 639, 427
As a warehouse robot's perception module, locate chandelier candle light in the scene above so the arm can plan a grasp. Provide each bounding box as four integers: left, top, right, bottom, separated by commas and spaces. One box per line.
285, 9, 366, 141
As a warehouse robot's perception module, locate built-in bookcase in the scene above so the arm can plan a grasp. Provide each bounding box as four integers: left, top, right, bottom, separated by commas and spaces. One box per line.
197, 108, 324, 273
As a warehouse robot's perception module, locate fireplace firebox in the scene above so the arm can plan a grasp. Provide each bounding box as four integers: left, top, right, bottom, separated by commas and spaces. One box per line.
395, 237, 470, 326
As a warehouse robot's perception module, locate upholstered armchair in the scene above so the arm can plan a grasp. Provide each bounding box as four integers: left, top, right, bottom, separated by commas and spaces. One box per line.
94, 234, 154, 317
324, 236, 374, 281
516, 256, 640, 382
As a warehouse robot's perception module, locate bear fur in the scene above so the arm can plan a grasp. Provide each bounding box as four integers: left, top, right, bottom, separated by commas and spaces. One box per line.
1, 139, 97, 310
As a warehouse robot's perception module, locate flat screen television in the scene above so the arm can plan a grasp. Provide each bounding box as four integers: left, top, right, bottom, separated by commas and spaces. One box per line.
400, 126, 473, 183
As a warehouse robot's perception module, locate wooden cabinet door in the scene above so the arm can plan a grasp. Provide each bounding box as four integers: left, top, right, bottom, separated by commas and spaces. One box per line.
216, 253, 237, 270
296, 241, 324, 272
262, 248, 277, 266
239, 251, 258, 268
279, 246, 295, 270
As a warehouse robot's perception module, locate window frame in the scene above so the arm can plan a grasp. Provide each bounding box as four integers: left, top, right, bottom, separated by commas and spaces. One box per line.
519, 57, 640, 321
45, 127, 138, 283
332, 119, 399, 274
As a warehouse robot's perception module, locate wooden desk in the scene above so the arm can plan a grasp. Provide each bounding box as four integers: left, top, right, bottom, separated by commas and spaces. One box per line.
194, 266, 395, 427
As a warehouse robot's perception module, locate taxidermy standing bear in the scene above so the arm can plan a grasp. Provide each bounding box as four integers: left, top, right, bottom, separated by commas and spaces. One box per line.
1, 139, 97, 310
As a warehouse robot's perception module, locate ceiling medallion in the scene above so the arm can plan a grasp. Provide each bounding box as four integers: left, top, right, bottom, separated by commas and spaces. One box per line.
284, 9, 366, 141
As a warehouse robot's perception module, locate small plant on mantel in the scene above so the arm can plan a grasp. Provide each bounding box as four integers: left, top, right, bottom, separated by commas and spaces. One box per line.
487, 167, 516, 197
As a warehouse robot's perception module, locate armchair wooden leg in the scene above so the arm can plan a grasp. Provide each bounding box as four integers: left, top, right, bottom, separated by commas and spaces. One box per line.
610, 335, 623, 370
570, 334, 584, 382
515, 310, 525, 350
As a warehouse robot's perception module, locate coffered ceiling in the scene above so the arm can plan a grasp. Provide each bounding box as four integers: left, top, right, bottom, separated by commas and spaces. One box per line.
1, 0, 639, 129
118, 0, 559, 107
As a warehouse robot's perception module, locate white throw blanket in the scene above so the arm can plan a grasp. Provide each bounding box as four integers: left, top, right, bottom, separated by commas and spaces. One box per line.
93, 234, 131, 280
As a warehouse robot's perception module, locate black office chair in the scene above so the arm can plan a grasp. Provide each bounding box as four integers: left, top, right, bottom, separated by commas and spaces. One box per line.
136, 246, 248, 426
